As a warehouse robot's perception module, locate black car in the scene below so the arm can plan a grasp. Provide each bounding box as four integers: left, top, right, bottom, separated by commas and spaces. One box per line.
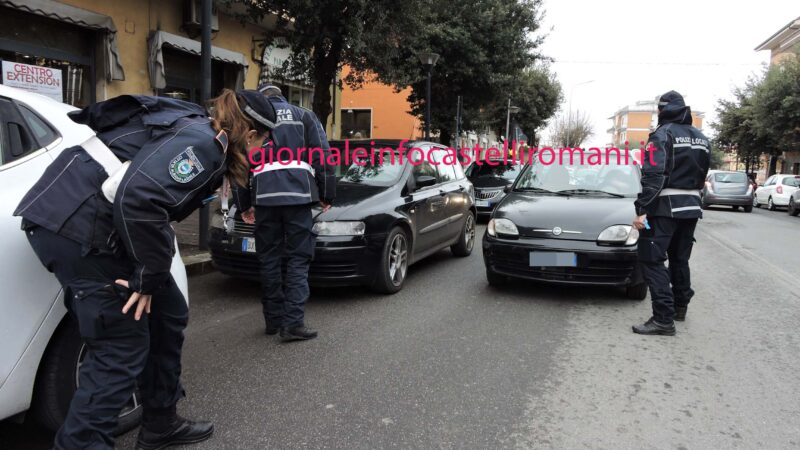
210, 140, 477, 293
465, 158, 523, 218
482, 157, 647, 299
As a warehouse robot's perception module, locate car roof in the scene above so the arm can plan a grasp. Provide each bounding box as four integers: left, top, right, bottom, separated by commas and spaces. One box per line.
329, 139, 436, 148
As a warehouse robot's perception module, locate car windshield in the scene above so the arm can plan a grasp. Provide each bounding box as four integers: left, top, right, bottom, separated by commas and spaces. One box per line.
514, 157, 641, 197
337, 154, 405, 187
466, 162, 522, 182
715, 172, 747, 183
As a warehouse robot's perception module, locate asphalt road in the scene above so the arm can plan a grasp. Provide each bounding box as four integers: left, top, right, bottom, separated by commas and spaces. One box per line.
2, 207, 798, 449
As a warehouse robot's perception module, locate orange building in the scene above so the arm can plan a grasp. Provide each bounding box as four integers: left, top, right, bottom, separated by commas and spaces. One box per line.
607, 100, 704, 148
339, 66, 422, 140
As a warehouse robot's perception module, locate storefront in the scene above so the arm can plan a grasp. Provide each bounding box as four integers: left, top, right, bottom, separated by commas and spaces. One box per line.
0, 0, 125, 107
258, 37, 314, 109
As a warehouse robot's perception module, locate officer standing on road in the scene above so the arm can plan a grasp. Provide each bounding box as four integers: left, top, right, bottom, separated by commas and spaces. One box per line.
239, 85, 336, 342
632, 91, 710, 336
14, 89, 275, 449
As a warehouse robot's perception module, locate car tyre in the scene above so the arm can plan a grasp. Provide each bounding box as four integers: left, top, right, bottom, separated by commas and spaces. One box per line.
744, 205, 753, 213
31, 317, 142, 435
486, 268, 506, 287
626, 283, 648, 301
768, 196, 776, 211
789, 198, 799, 216
371, 226, 409, 294
450, 212, 476, 257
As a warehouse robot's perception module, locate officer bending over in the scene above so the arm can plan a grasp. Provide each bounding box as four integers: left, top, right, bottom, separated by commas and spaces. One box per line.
239, 86, 336, 342
632, 90, 710, 336
15, 89, 274, 449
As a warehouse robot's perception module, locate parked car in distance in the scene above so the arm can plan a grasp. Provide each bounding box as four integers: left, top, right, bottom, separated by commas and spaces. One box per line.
482, 154, 647, 300
210, 140, 477, 294
0, 85, 189, 434
788, 187, 800, 217
754, 174, 800, 211
701, 170, 753, 212
466, 158, 523, 219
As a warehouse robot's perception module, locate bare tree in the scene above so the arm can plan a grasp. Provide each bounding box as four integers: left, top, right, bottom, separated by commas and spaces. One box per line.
551, 111, 594, 148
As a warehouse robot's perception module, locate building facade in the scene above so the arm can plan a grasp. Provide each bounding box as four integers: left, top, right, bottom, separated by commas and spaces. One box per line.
607, 99, 704, 148
756, 16, 800, 176
339, 66, 422, 140
0, 0, 340, 135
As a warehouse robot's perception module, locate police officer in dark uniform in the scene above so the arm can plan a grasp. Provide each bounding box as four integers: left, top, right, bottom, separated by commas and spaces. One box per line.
632, 91, 711, 336
14, 89, 276, 449
238, 87, 336, 342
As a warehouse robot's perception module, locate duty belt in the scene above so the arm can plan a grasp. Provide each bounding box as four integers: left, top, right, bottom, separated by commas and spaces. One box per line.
81, 135, 130, 203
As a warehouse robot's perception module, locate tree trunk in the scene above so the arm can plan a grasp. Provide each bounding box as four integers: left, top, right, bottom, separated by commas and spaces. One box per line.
310, 37, 342, 127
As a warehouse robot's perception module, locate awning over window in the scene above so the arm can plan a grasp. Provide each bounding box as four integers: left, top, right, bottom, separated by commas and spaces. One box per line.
0, 0, 125, 81
148, 31, 249, 90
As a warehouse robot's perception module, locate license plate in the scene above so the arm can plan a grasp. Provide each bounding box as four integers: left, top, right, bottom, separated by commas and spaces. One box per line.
241, 237, 256, 253
529, 251, 577, 267
476, 200, 489, 207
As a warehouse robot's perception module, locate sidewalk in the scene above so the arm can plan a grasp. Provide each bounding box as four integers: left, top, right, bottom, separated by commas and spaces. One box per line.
174, 200, 218, 276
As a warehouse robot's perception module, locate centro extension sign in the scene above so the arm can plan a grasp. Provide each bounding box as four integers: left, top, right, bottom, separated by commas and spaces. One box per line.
2, 61, 63, 102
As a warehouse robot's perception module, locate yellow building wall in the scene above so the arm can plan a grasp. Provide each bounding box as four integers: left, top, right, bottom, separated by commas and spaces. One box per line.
627, 112, 652, 130
60, 0, 264, 98
340, 66, 421, 140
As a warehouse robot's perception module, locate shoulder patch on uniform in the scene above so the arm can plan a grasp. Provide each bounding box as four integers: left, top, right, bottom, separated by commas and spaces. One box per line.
215, 130, 229, 153
169, 147, 205, 183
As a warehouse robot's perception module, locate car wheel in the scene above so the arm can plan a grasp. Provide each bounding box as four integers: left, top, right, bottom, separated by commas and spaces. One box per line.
789, 198, 799, 217
486, 268, 505, 286
31, 317, 142, 435
626, 283, 648, 301
744, 205, 753, 213
450, 212, 476, 257
768, 197, 776, 211
371, 227, 409, 294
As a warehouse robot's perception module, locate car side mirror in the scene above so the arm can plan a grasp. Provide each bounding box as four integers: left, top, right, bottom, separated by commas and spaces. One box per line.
503, 184, 512, 193
415, 175, 437, 189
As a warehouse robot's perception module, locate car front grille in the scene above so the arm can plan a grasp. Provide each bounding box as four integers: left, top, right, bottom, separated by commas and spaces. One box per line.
488, 247, 635, 285
476, 189, 503, 200
233, 219, 255, 235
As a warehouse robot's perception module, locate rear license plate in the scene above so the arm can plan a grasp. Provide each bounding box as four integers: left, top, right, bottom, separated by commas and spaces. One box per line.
529, 251, 577, 267
476, 200, 489, 207
241, 237, 256, 253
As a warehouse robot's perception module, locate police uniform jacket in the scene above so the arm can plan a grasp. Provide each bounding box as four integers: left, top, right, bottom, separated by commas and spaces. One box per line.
635, 91, 710, 219
14, 96, 228, 294
234, 95, 336, 209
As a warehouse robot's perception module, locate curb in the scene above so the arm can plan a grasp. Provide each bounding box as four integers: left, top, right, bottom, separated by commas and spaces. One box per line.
182, 252, 217, 277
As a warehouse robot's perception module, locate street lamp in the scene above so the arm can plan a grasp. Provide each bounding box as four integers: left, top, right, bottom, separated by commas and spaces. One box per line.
505, 99, 520, 144
567, 79, 594, 148
418, 51, 440, 140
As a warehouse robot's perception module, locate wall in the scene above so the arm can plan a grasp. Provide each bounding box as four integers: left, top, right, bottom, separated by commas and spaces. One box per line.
339, 66, 421, 140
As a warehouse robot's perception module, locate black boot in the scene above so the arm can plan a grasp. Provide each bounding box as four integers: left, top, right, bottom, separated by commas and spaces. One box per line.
136, 416, 214, 450
632, 317, 675, 336
280, 326, 318, 342
265, 325, 281, 335
675, 306, 687, 321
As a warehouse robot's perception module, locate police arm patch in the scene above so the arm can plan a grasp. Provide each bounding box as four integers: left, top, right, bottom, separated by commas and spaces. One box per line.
169, 146, 205, 183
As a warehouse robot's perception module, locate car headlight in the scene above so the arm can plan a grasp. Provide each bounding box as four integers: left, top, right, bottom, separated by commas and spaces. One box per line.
597, 225, 638, 245
312, 221, 366, 236
487, 218, 519, 237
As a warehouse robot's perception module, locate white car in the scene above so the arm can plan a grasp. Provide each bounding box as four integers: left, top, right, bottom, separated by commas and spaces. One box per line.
754, 174, 800, 211
0, 85, 188, 433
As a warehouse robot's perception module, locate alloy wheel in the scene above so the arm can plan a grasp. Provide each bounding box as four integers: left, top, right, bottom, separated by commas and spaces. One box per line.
387, 233, 408, 286
464, 215, 476, 251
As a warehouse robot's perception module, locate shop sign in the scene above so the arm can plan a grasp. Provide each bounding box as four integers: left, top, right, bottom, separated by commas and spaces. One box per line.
2, 61, 63, 102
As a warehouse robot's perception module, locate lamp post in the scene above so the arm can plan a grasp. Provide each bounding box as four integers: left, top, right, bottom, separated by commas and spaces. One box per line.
566, 79, 594, 148
418, 52, 440, 140
505, 98, 520, 144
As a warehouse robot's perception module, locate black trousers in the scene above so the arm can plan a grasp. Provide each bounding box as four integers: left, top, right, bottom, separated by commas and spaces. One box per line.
26, 226, 187, 450
637, 216, 698, 324
254, 204, 315, 329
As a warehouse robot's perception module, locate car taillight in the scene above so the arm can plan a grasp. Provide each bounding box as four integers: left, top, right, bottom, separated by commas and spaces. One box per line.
777, 185, 783, 194
746, 184, 753, 195
705, 181, 713, 192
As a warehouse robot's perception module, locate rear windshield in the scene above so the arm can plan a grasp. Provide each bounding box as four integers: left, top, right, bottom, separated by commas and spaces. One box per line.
714, 172, 747, 183
782, 176, 800, 187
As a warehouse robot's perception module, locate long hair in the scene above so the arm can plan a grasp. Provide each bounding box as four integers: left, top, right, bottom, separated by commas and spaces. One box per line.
209, 89, 266, 188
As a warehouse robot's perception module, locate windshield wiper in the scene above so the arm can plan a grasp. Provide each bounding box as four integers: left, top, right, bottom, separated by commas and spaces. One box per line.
557, 189, 625, 198
514, 187, 569, 195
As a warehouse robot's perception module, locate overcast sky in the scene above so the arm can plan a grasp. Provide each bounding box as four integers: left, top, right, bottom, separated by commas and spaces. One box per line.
536, 0, 798, 147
